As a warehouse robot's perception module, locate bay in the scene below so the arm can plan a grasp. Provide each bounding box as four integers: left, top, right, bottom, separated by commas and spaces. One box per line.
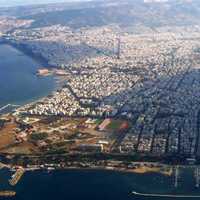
0, 168, 199, 200
0, 44, 55, 110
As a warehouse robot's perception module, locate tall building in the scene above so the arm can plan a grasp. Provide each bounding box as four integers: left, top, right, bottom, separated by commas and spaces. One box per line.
117, 37, 121, 59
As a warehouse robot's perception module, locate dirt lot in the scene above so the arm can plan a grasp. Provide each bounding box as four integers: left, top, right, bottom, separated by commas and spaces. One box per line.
1, 142, 38, 154
0, 122, 16, 149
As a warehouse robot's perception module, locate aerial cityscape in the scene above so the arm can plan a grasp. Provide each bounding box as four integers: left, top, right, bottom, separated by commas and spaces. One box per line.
1, 0, 200, 199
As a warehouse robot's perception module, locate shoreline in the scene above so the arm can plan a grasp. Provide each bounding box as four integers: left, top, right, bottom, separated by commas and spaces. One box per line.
13, 166, 172, 179
3, 164, 200, 198
0, 39, 64, 114
0, 104, 21, 115
9, 163, 173, 176
3, 166, 199, 199
0, 39, 51, 68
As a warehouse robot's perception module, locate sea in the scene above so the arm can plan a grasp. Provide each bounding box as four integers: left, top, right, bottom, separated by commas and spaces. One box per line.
0, 44, 56, 112
0, 168, 199, 200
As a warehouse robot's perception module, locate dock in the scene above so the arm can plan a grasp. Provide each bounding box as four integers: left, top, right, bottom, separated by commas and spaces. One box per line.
9, 168, 25, 186
132, 191, 200, 198
174, 165, 179, 188
194, 167, 200, 188
0, 191, 16, 197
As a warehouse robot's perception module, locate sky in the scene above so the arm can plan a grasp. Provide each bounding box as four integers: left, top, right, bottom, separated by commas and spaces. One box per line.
0, 0, 91, 7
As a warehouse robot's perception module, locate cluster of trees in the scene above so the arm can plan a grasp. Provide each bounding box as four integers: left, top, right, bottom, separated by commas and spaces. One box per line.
30, 132, 48, 141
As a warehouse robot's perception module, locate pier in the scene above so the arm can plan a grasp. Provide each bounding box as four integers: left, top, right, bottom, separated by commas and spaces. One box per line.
0, 104, 20, 114
132, 166, 200, 198
194, 167, 200, 188
132, 191, 200, 198
0, 191, 16, 197
174, 165, 179, 188
9, 168, 25, 186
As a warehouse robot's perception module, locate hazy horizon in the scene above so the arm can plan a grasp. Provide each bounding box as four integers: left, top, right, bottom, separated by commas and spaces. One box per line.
0, 0, 92, 7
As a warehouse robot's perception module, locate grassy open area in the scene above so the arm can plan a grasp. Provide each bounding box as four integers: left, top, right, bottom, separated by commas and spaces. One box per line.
94, 119, 103, 125
30, 132, 48, 141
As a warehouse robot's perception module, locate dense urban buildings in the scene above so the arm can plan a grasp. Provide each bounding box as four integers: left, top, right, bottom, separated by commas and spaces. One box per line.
1, 0, 200, 162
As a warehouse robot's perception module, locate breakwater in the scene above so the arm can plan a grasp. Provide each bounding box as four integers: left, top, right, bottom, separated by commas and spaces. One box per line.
132, 191, 200, 198
0, 104, 20, 114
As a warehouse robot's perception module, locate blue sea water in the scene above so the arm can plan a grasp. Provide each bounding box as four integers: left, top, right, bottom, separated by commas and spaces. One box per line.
0, 168, 199, 200
0, 44, 55, 109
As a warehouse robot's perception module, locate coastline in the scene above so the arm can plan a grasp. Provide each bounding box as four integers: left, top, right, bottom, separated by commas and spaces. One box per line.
0, 104, 20, 115
0, 39, 51, 68
0, 39, 64, 114
15, 163, 173, 177
1, 164, 199, 200
14, 76, 65, 114
2, 164, 200, 199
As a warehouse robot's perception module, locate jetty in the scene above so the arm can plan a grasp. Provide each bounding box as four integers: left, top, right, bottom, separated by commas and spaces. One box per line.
9, 168, 25, 186
0, 191, 16, 197
174, 165, 179, 188
132, 191, 200, 198
194, 167, 200, 188
0, 104, 20, 113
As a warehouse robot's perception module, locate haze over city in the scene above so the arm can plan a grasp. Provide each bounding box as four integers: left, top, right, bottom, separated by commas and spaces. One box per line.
0, 0, 91, 7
